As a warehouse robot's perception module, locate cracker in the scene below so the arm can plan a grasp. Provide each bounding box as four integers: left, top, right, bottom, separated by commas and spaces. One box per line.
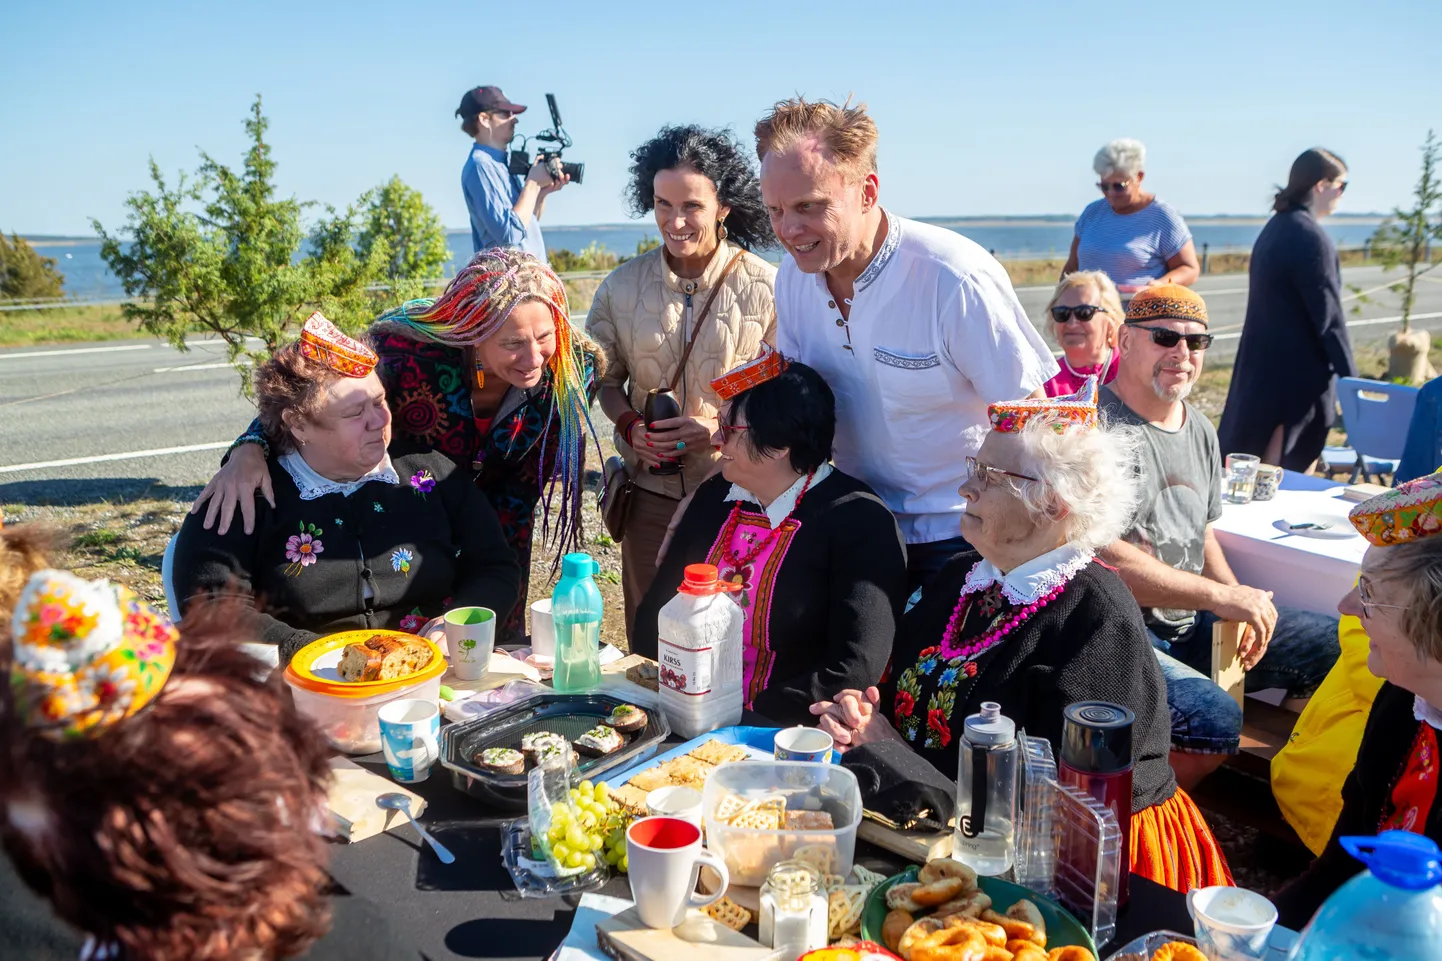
819, 873, 849, 893
727, 806, 781, 830
849, 864, 887, 888
609, 784, 650, 815
793, 843, 841, 875
689, 739, 751, 765
702, 895, 752, 931
827, 887, 866, 940
712, 792, 749, 822
785, 810, 835, 831
661, 755, 715, 788
626, 766, 673, 793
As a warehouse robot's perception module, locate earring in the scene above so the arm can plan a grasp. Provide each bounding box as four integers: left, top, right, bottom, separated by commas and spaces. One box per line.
474, 359, 485, 389
717, 220, 728, 243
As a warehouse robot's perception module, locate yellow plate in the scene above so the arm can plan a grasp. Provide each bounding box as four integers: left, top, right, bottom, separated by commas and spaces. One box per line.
284, 630, 445, 698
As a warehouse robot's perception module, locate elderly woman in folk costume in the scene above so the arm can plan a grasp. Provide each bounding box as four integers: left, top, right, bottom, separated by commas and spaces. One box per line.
631, 346, 909, 725
174, 315, 520, 665
0, 562, 417, 960
812, 378, 1232, 892
191, 247, 601, 643
1275, 474, 1442, 926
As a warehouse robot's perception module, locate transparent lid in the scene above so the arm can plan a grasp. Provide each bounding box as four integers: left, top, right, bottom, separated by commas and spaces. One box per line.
1049, 779, 1121, 946
1014, 733, 1058, 892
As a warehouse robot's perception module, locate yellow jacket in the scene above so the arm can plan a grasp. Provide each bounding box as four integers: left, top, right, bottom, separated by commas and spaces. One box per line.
1271, 600, 1383, 854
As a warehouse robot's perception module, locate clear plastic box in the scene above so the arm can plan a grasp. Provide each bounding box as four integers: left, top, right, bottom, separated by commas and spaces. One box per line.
1014, 733, 1058, 892
700, 760, 863, 886
285, 671, 441, 754
1050, 779, 1121, 946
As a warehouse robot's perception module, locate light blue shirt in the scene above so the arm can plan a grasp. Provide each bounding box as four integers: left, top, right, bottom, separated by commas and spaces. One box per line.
1074, 197, 1191, 292
461, 143, 548, 262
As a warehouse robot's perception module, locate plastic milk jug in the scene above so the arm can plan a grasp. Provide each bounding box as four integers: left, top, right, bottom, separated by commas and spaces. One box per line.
655, 564, 744, 738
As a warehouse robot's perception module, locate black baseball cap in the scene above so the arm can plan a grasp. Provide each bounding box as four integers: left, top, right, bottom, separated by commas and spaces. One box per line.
455, 86, 526, 120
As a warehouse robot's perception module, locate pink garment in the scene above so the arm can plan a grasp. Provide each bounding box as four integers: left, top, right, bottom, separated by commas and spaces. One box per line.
1044, 351, 1119, 397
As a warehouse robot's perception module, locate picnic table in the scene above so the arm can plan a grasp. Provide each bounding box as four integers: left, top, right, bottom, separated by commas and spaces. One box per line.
1212, 471, 1366, 616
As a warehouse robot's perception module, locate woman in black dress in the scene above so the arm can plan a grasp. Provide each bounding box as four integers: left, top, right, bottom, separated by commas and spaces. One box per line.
812, 381, 1232, 892
631, 350, 908, 725
1217, 148, 1356, 471
1276, 475, 1442, 926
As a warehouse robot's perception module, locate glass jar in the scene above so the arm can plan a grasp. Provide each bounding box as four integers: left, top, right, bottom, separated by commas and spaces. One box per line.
758, 860, 827, 960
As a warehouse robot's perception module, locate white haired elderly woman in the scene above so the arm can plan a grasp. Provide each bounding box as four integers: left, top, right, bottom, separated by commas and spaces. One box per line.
811, 378, 1233, 892
1063, 138, 1200, 294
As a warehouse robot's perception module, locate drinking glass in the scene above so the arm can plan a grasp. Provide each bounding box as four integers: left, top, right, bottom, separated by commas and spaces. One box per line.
1224, 454, 1261, 504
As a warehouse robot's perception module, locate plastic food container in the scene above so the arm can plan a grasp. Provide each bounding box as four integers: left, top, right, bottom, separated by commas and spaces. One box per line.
701, 760, 863, 887
283, 630, 447, 754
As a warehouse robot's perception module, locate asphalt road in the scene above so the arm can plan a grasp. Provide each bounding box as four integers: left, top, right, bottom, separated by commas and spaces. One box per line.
2, 265, 1440, 505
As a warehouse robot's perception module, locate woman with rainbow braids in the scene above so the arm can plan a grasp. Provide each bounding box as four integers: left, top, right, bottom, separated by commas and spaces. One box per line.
191, 247, 603, 643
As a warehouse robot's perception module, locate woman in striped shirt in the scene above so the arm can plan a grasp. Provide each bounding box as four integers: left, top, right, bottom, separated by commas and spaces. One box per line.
1063, 138, 1200, 294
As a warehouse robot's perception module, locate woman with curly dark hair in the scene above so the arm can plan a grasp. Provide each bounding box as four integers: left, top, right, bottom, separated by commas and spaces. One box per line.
0, 561, 417, 961
589, 125, 779, 631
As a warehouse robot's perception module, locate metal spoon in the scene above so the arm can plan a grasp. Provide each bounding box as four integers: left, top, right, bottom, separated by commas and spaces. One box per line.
376, 793, 455, 864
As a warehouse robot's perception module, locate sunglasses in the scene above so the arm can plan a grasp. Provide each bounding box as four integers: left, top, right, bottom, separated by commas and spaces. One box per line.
1337, 180, 1349, 193
963, 456, 1039, 492
491, 110, 516, 121
1097, 180, 1131, 193
1129, 324, 1214, 352
1051, 305, 1106, 323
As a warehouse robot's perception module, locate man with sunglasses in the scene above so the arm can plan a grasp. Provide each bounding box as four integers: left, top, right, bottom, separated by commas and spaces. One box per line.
1098, 284, 1340, 790
456, 85, 567, 260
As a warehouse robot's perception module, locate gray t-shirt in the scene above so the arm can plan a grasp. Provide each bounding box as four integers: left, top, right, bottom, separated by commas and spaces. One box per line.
1099, 385, 1222, 639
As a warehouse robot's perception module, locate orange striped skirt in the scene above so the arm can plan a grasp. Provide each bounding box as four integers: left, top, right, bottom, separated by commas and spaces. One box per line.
1130, 788, 1234, 892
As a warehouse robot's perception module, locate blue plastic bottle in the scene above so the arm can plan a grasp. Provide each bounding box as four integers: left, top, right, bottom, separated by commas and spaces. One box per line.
1291, 831, 1442, 960
551, 552, 603, 693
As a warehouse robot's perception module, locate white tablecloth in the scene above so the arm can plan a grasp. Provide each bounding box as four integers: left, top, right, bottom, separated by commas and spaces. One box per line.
1212, 487, 1366, 616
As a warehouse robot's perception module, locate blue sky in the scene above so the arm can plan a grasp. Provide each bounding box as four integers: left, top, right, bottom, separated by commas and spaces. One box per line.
2, 0, 1438, 236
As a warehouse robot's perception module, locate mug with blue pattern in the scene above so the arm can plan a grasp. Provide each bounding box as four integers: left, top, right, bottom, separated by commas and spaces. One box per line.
379, 698, 440, 783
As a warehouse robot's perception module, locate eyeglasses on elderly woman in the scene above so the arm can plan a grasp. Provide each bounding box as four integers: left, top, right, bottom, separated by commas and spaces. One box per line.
962, 456, 1039, 492
1358, 577, 1408, 619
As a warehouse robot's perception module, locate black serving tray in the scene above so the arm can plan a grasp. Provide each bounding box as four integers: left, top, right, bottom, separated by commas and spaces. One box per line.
438, 692, 670, 810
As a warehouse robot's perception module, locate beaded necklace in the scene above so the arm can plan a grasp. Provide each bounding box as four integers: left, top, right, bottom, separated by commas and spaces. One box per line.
723, 472, 815, 572
937, 577, 1071, 662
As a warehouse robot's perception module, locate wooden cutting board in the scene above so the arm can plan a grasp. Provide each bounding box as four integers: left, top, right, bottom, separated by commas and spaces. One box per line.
857, 816, 954, 864
596, 907, 770, 961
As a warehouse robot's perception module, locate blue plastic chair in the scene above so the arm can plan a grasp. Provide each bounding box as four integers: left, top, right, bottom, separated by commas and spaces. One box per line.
1320, 378, 1421, 484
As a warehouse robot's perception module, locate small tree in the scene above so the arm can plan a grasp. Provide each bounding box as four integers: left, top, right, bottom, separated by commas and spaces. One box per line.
93, 96, 388, 394
0, 233, 66, 301
1369, 130, 1442, 383
357, 175, 451, 300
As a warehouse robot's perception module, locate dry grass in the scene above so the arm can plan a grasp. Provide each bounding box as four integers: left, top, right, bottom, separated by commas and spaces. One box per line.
0, 304, 141, 346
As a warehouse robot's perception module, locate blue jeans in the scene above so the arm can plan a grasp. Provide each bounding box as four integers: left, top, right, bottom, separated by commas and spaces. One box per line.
906, 534, 974, 598
1151, 607, 1340, 754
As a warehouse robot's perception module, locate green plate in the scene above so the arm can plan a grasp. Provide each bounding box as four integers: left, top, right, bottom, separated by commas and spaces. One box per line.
859, 866, 1097, 956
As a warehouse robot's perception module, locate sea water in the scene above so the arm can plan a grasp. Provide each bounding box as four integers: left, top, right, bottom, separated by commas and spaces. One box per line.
552, 611, 601, 693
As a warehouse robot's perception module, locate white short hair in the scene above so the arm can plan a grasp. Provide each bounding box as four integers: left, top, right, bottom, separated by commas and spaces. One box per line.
1010, 416, 1144, 553
1093, 138, 1146, 178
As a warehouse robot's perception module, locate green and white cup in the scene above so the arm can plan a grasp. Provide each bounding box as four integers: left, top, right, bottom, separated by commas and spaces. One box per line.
444, 607, 495, 681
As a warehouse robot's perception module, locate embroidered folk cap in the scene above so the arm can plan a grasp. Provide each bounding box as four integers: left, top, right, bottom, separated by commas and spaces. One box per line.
1124, 283, 1210, 327
1349, 472, 1442, 546
298, 312, 378, 378
10, 570, 179, 741
711, 343, 790, 401
989, 375, 1100, 434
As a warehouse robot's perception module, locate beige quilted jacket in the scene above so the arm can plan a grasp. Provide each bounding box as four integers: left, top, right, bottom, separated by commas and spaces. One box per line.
587, 241, 777, 498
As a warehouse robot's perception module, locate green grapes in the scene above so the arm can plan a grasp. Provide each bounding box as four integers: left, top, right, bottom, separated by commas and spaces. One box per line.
542, 779, 636, 875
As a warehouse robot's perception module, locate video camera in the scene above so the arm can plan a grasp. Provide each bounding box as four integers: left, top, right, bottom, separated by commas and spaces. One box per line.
508, 94, 584, 186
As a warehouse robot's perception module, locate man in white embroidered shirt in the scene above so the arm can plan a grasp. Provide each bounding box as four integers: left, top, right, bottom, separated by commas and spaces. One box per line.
755, 97, 1057, 593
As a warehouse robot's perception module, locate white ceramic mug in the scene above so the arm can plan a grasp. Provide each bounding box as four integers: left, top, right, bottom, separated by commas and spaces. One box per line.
626, 816, 729, 929
1187, 885, 1277, 960
646, 786, 704, 827
377, 698, 440, 783
774, 725, 834, 764
444, 607, 495, 681
530, 598, 555, 662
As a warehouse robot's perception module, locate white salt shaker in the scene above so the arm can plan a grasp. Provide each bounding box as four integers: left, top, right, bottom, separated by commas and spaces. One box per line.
758, 860, 827, 961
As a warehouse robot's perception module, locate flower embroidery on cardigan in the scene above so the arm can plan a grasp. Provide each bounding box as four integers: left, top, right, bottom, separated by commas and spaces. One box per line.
283, 523, 324, 577
410, 469, 436, 498
398, 608, 426, 633
391, 548, 414, 575
373, 502, 384, 513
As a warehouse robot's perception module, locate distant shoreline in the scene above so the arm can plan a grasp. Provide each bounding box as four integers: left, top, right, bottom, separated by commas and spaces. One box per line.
18, 212, 1390, 245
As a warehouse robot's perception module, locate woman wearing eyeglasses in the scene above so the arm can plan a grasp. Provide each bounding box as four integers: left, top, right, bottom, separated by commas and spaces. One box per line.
1217, 148, 1356, 473
811, 380, 1233, 893
1062, 138, 1200, 294
1042, 270, 1125, 397
1275, 475, 1442, 926
630, 352, 909, 726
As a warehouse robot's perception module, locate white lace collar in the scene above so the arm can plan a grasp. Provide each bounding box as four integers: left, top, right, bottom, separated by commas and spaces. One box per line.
725, 463, 833, 529
963, 543, 1093, 605
1415, 696, 1442, 731
279, 451, 399, 501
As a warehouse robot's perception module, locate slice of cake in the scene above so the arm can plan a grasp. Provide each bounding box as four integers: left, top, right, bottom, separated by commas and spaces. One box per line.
337, 634, 433, 682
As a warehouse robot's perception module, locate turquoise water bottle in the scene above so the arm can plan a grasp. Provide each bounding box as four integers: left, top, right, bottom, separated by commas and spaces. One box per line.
1291, 831, 1442, 960
551, 552, 603, 693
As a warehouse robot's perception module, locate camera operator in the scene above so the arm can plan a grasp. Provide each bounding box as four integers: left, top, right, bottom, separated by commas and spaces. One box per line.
456, 85, 569, 260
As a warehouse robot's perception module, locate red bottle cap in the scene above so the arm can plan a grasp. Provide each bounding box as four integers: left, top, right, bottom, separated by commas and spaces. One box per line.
679, 564, 742, 595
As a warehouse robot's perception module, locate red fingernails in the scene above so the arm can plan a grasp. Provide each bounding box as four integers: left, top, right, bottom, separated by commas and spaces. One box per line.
646, 441, 654, 447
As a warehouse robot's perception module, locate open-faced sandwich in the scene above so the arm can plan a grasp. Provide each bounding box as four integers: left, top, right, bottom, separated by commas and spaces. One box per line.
607, 703, 648, 734
474, 746, 524, 775
521, 731, 568, 762
573, 724, 625, 757
338, 634, 432, 682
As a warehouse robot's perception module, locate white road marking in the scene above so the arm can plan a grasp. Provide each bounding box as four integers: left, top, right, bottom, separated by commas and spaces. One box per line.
0, 441, 232, 475
1015, 283, 1247, 295
0, 344, 153, 361
153, 362, 246, 373
1210, 310, 1442, 342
